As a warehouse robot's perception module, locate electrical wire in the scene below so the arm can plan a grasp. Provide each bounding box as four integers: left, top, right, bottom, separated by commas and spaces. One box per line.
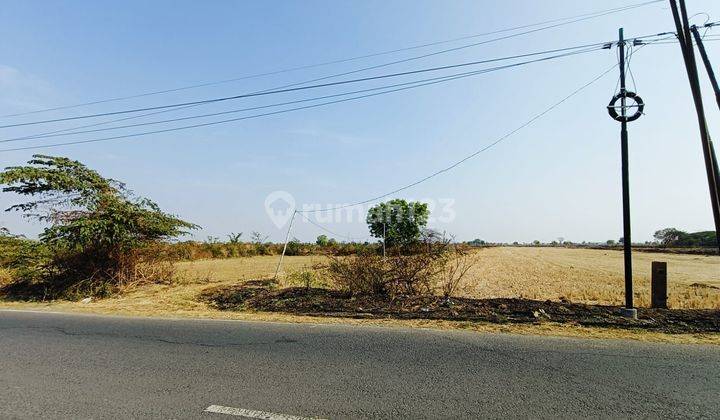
296, 40, 654, 215
0, 31, 673, 131
0, 45, 605, 144
0, 47, 603, 152
0, 0, 664, 119
14, 31, 675, 143
295, 211, 371, 242
297, 62, 620, 213
0, 41, 614, 130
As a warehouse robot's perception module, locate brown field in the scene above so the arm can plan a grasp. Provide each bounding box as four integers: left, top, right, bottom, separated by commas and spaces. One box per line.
462, 247, 719, 308
172, 246, 720, 309
2, 247, 718, 343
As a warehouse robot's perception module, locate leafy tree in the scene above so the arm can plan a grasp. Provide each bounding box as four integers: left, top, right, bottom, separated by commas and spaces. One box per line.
366, 199, 429, 248
316, 235, 329, 246
606, 240, 616, 245
653, 227, 716, 247
654, 228, 683, 245
0, 155, 196, 298
468, 239, 486, 246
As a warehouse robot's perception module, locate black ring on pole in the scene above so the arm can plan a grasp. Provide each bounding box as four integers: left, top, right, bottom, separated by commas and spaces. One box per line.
607, 91, 644, 122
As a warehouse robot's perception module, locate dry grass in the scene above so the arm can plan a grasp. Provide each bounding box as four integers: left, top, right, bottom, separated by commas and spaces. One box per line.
461, 247, 720, 309
1, 248, 718, 343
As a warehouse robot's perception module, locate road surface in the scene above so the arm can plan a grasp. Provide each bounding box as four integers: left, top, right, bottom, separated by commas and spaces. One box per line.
1, 310, 718, 419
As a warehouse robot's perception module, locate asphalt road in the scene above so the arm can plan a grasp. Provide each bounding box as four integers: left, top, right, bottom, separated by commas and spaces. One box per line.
1, 310, 718, 419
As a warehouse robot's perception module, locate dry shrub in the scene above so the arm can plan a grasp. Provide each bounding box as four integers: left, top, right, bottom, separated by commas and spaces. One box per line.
437, 245, 474, 298
1, 245, 176, 300
49, 246, 176, 299
326, 238, 473, 298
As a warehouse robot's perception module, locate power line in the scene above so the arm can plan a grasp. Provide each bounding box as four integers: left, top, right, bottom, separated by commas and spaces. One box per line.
295, 211, 371, 243
0, 22, 673, 131
9, 35, 641, 143
0, 44, 606, 144
0, 41, 614, 130
8, 30, 681, 144
0, 0, 663, 119
297, 63, 619, 213
0, 47, 603, 152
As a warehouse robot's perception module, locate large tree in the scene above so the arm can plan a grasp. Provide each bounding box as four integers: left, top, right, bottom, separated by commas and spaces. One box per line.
366, 199, 429, 248
0, 155, 196, 297
653, 227, 716, 247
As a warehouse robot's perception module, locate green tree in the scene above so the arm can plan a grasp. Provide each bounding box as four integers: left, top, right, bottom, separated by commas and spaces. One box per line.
653, 228, 683, 246
316, 235, 329, 246
366, 199, 429, 248
653, 227, 716, 247
0, 155, 196, 297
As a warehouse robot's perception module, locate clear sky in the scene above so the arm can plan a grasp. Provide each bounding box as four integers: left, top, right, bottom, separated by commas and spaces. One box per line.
1, 0, 719, 244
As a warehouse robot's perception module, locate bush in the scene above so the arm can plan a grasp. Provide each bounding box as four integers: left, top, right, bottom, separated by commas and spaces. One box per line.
326, 237, 473, 298
0, 155, 196, 299
285, 238, 302, 256
285, 267, 323, 290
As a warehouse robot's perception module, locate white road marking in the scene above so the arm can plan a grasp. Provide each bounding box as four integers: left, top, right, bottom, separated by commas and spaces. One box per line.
204, 405, 325, 420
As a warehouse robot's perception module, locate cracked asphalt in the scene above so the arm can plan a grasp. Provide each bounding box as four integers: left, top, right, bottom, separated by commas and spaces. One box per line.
1, 310, 718, 419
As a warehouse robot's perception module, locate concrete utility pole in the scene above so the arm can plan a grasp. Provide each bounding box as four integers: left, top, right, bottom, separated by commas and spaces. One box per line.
690, 24, 720, 110
668, 0, 720, 254
619, 28, 633, 312
690, 24, 720, 191
607, 28, 645, 317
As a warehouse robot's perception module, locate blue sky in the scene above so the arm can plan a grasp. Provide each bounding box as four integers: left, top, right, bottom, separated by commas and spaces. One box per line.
1, 0, 719, 243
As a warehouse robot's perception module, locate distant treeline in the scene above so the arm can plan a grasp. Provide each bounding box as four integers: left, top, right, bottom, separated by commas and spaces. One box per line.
653, 228, 716, 247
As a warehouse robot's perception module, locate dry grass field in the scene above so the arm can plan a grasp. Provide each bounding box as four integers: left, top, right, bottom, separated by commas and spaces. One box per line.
1, 247, 717, 343
462, 247, 719, 308
174, 247, 720, 309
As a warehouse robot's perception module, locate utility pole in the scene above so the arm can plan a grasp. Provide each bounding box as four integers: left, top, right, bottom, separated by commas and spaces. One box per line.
619, 28, 634, 313
690, 24, 720, 190
669, 0, 720, 253
607, 28, 645, 317
690, 24, 720, 110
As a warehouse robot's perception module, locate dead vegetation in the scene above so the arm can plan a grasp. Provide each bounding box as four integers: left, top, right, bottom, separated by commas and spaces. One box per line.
201, 281, 720, 334
326, 240, 472, 297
